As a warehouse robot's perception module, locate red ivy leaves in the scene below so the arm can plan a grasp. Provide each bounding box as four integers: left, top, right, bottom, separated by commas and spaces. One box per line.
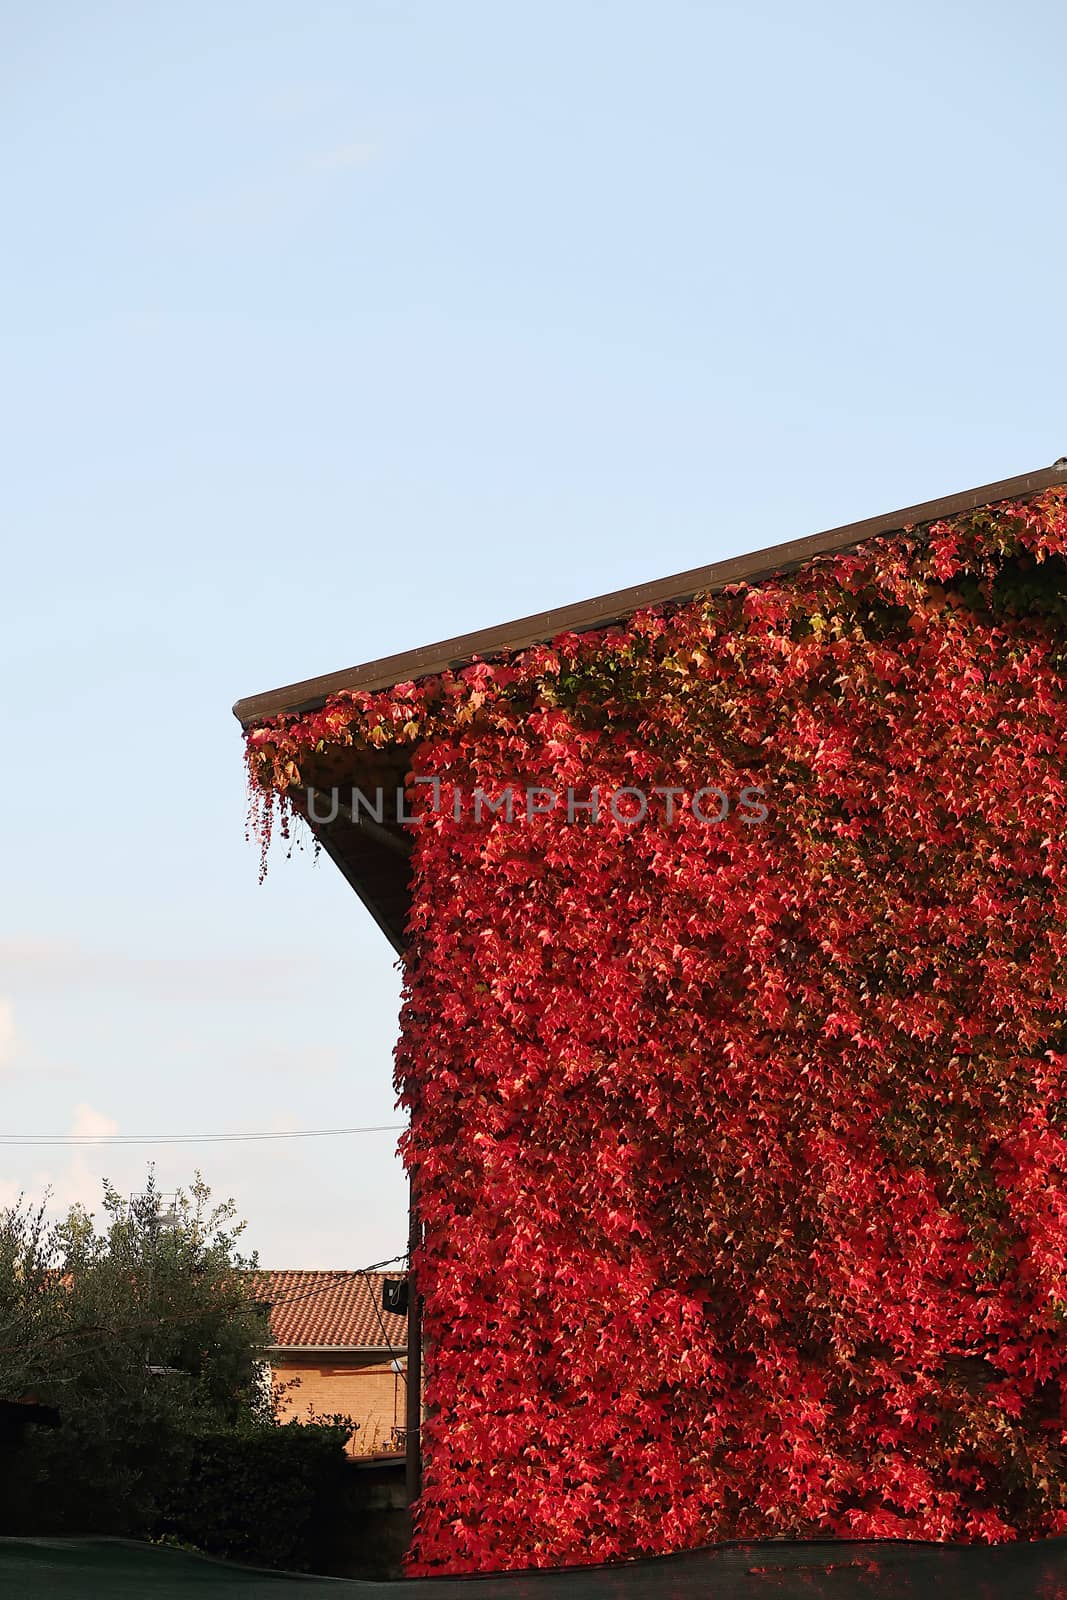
247, 491, 1067, 1572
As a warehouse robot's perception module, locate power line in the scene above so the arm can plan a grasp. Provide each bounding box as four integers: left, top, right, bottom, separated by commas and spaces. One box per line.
0, 1124, 407, 1147
0, 1254, 410, 1358
357, 1266, 408, 1387
257, 1260, 409, 1316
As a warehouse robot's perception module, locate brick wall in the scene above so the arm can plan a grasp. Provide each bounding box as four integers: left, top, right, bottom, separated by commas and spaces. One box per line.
271, 1354, 406, 1456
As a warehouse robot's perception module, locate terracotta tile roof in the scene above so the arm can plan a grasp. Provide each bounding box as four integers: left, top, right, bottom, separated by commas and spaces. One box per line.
255, 1270, 408, 1352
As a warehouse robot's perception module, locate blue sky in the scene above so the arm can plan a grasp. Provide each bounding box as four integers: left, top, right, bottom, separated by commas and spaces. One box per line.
2, 1, 1064, 1266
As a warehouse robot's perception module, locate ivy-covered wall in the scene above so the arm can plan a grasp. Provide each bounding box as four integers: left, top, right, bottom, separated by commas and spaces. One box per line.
248, 491, 1067, 1574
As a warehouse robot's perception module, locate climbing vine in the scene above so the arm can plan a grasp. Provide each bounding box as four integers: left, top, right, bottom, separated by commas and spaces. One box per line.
247, 490, 1067, 1573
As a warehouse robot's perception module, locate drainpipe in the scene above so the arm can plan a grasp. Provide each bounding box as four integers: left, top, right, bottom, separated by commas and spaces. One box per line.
405, 1168, 422, 1505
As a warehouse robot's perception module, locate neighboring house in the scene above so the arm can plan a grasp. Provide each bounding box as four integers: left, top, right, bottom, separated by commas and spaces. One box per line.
257, 1270, 408, 1456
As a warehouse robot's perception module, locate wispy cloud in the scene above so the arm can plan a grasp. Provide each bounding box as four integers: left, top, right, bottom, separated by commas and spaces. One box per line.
53, 1106, 122, 1213
0, 987, 76, 1083
69, 1103, 120, 1142
309, 142, 377, 172
0, 937, 75, 962
0, 936, 349, 999
244, 1044, 342, 1079
0, 1103, 121, 1217
0, 998, 16, 1071
159, 136, 379, 241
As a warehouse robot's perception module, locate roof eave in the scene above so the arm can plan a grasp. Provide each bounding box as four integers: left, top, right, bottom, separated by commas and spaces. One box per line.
267, 1344, 402, 1356
233, 462, 1067, 728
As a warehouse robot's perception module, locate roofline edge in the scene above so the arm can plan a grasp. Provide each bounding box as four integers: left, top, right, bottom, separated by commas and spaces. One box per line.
267, 1344, 402, 1355
234, 461, 1067, 729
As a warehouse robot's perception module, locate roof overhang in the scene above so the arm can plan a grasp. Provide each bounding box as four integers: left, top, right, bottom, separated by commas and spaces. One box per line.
234, 461, 1067, 951
268, 1345, 400, 1358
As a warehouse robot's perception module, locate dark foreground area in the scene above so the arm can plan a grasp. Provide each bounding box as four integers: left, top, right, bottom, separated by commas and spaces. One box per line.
3, 1536, 1066, 1599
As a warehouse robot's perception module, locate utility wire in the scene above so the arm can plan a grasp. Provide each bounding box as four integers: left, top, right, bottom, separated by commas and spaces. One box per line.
0, 1254, 409, 1358
357, 1266, 409, 1388
0, 1124, 406, 1147
258, 1260, 410, 1317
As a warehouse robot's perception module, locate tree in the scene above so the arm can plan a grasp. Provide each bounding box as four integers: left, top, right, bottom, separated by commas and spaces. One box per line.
0, 1169, 271, 1534
53, 1170, 269, 1422
0, 1195, 65, 1402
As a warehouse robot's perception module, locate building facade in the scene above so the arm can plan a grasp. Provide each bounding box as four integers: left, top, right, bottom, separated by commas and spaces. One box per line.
238, 466, 1067, 1573
259, 1270, 408, 1457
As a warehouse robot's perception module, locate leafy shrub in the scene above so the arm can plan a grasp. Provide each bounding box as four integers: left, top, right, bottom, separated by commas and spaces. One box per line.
158, 1420, 352, 1570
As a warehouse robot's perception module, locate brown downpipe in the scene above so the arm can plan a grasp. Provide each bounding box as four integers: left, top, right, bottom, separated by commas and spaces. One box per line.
405, 1167, 422, 1505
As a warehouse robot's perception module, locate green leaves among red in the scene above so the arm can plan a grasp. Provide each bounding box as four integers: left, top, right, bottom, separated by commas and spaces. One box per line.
246, 490, 1067, 1572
